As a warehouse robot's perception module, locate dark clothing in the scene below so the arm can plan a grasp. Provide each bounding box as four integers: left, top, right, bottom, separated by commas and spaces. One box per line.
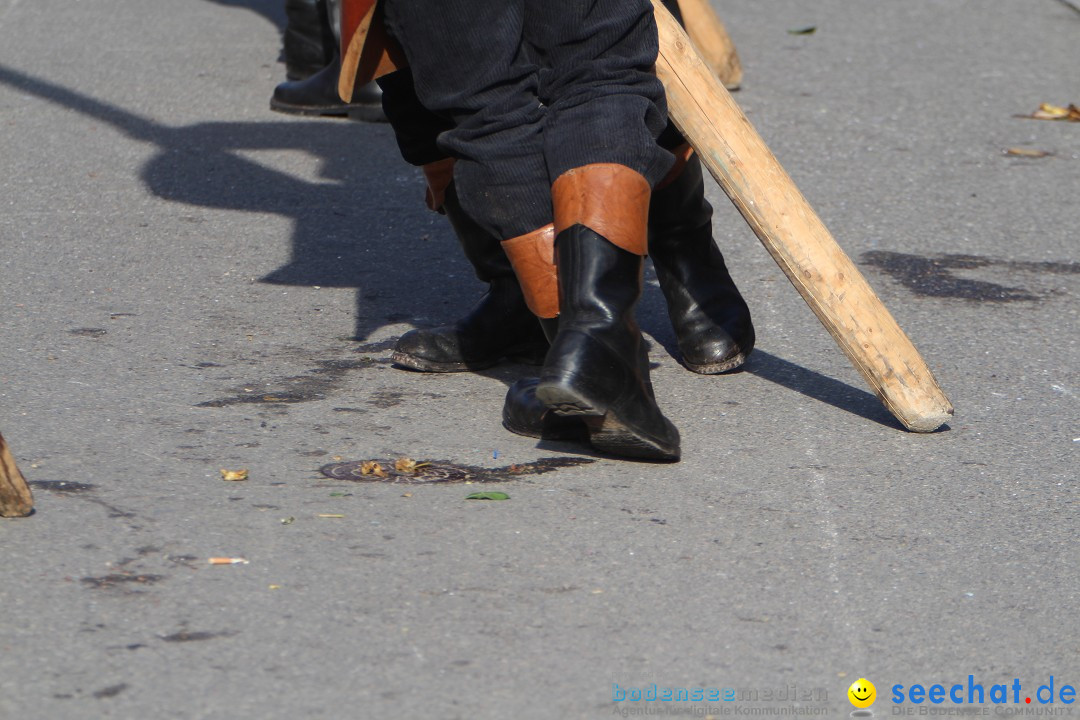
377, 0, 690, 187
378, 69, 453, 167
379, 0, 674, 240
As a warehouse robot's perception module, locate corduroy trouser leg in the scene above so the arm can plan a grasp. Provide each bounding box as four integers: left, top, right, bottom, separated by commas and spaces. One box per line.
381, 0, 674, 241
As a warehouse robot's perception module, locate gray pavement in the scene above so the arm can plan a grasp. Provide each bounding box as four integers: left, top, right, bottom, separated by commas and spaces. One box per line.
1, 1, 1078, 718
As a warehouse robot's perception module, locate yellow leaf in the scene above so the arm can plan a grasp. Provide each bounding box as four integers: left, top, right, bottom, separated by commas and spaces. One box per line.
220, 468, 249, 481
1028, 102, 1080, 121
394, 457, 431, 473
360, 460, 385, 476
1039, 102, 1069, 117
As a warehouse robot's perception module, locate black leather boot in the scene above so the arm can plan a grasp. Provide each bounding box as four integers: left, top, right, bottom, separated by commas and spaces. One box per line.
535, 226, 680, 461
650, 153, 755, 373
392, 185, 550, 372
271, 54, 386, 122
283, 0, 335, 81
502, 377, 589, 442
501, 319, 587, 441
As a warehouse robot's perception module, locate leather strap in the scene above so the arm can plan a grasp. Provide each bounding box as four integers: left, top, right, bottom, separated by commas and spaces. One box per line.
654, 143, 695, 191
551, 164, 651, 256
338, 0, 407, 102
421, 158, 455, 212
501, 225, 559, 318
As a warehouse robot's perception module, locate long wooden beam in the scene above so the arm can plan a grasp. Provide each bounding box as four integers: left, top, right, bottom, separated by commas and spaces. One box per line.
679, 0, 743, 90
0, 432, 33, 518
651, 0, 953, 432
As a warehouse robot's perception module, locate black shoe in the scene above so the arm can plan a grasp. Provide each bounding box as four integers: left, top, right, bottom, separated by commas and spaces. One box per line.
391, 185, 550, 372
535, 226, 680, 462
271, 56, 386, 122
650, 154, 754, 374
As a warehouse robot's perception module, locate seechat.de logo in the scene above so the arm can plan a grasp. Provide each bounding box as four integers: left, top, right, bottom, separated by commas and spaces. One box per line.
848, 678, 876, 709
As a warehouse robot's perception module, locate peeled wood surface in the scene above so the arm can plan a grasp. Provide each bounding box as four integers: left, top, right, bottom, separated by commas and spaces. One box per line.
0, 432, 33, 518
678, 0, 743, 90
651, 1, 953, 432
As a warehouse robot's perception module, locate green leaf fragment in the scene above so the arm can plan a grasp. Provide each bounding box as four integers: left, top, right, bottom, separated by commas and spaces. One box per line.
466, 491, 510, 501
788, 26, 817, 35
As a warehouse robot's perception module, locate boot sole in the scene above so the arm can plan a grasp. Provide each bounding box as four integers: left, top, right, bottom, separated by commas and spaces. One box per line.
535, 382, 680, 462
683, 348, 750, 375
390, 349, 545, 373
269, 99, 387, 123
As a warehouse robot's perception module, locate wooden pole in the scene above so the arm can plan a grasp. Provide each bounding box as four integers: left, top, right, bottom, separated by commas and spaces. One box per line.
0, 432, 34, 517
678, 0, 743, 90
651, 0, 953, 432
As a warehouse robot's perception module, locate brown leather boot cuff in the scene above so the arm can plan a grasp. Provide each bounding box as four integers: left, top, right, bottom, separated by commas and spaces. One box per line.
500, 225, 558, 319
421, 157, 456, 212
551, 163, 651, 256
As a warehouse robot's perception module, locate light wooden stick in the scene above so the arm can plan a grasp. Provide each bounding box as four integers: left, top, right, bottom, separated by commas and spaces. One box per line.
651, 0, 953, 432
678, 0, 743, 90
0, 432, 34, 517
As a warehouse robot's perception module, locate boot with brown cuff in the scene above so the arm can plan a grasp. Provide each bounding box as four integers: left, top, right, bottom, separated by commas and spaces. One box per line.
391, 160, 549, 371
532, 164, 680, 462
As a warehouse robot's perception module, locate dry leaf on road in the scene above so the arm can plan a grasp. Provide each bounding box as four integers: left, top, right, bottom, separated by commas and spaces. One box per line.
1005, 147, 1051, 157
1025, 103, 1080, 121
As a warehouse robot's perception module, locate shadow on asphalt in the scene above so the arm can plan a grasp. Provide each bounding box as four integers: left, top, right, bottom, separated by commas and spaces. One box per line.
743, 350, 906, 430
0, 62, 487, 345
0, 63, 901, 431
203, 0, 287, 31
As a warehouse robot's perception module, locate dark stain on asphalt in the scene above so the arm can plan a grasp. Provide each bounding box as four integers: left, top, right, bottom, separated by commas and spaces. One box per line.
81, 573, 164, 589
197, 357, 374, 407
69, 327, 108, 337
320, 456, 594, 484
30, 480, 96, 493
30, 479, 138, 520
160, 630, 236, 643
861, 251, 1079, 301
92, 683, 129, 699
367, 390, 404, 408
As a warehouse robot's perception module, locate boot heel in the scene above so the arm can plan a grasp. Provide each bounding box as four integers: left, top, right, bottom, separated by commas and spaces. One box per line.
536, 330, 626, 416
538, 331, 680, 461
592, 414, 680, 462
534, 384, 602, 417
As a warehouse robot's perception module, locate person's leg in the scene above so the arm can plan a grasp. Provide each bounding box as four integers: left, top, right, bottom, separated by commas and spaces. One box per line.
271, 0, 385, 120
282, 0, 335, 81
381, 0, 552, 242
649, 150, 755, 373
373, 40, 552, 371
527, 0, 681, 460
381, 0, 681, 460
380, 0, 564, 373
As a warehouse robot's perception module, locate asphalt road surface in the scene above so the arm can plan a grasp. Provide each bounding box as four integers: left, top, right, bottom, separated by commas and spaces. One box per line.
1, 1, 1078, 718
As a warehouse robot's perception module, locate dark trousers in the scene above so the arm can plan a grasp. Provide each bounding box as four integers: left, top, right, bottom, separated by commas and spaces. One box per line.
380, 0, 674, 240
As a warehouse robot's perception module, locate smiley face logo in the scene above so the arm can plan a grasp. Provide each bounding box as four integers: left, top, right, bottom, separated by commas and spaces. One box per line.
848, 679, 876, 708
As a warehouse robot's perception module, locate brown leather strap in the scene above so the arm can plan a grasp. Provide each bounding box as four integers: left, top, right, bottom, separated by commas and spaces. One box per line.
338, 0, 407, 102
551, 164, 651, 256
421, 158, 455, 212
500, 225, 558, 318
654, 143, 695, 191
